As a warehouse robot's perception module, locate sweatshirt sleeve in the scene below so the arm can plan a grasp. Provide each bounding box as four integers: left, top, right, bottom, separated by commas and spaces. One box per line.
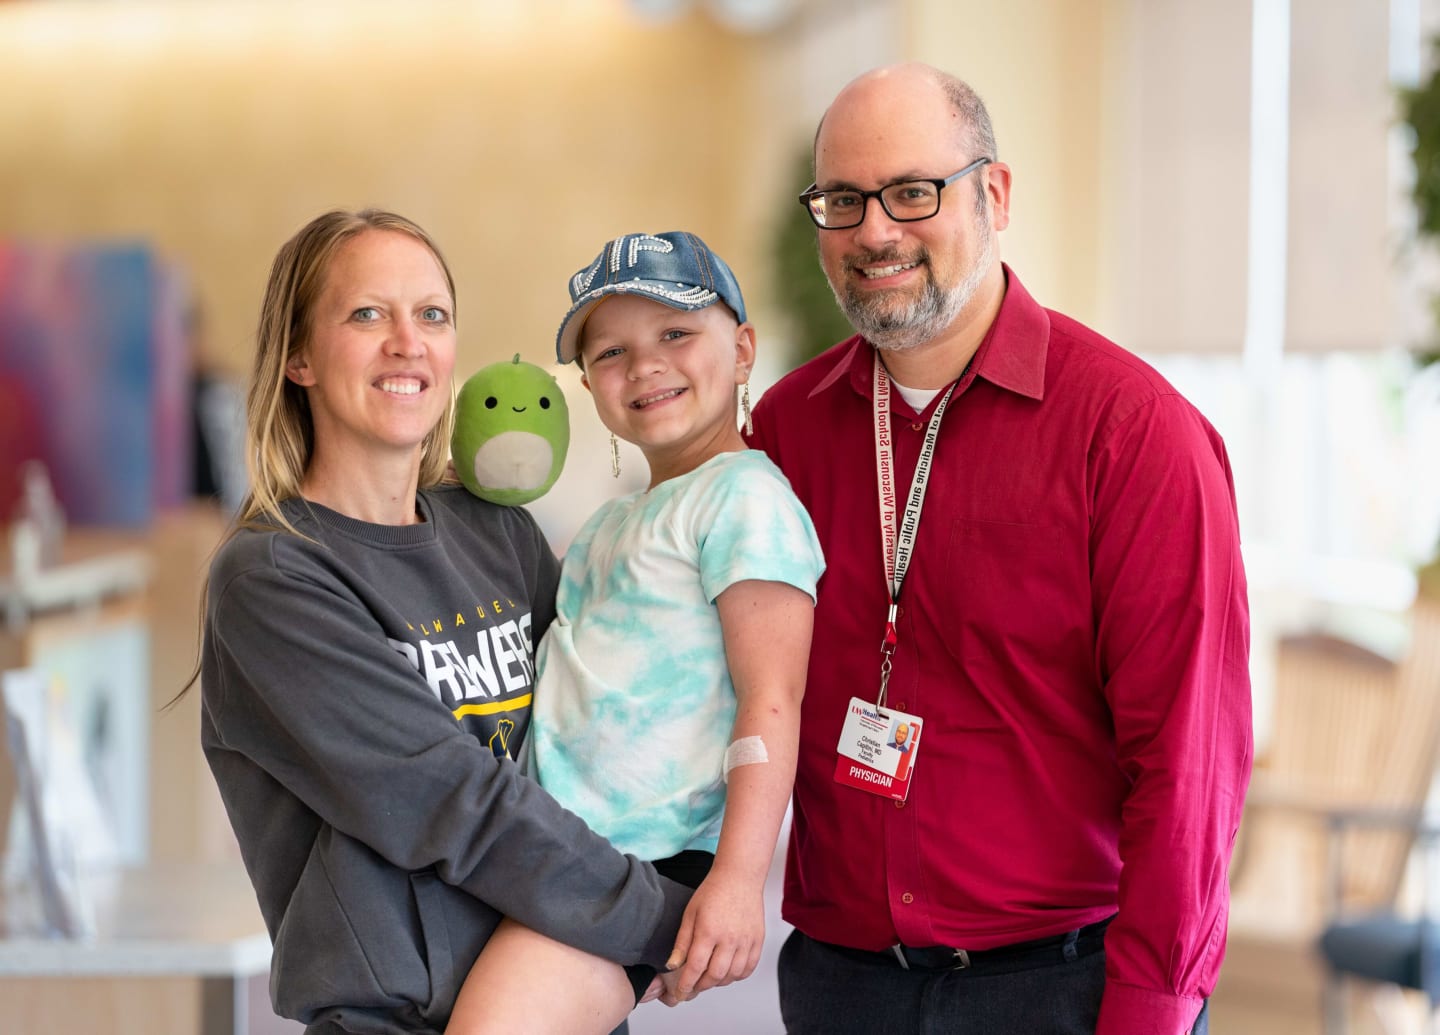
204, 550, 687, 970
1088, 394, 1252, 1035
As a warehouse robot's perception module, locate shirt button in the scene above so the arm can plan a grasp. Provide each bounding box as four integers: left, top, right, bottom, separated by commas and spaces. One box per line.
901, 892, 914, 904
894, 799, 906, 809
896, 702, 906, 711
911, 422, 923, 432
896, 606, 905, 618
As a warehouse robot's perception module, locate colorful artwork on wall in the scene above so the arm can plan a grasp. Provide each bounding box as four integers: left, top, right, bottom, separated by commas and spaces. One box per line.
0, 243, 192, 527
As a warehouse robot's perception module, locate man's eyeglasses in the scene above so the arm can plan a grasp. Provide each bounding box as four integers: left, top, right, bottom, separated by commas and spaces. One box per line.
797, 157, 993, 230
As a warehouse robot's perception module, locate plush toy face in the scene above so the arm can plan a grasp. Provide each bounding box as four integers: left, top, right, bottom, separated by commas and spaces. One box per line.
452, 354, 569, 505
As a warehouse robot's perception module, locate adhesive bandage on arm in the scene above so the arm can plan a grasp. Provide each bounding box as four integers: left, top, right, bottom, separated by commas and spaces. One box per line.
723, 735, 769, 782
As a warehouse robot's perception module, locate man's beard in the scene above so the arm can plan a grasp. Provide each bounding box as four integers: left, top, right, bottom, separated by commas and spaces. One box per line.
831, 229, 994, 353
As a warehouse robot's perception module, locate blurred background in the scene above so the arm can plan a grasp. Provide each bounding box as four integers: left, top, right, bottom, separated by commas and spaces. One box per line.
3, 0, 1440, 1032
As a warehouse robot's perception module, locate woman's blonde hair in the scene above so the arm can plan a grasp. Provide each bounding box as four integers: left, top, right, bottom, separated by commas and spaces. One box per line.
240, 208, 458, 534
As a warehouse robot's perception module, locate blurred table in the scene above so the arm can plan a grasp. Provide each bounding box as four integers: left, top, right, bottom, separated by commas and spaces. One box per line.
0, 862, 272, 1035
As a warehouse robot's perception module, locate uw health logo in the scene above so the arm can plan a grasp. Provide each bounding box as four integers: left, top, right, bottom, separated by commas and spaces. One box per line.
850, 702, 885, 722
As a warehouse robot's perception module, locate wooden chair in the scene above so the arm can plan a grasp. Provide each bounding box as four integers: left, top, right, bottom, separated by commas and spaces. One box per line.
1214, 597, 1440, 1034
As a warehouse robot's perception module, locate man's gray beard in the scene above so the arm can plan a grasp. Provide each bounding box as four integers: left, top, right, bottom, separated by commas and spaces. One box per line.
834, 231, 994, 354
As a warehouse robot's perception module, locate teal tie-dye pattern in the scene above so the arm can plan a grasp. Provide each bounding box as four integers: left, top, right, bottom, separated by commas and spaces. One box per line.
528, 450, 824, 860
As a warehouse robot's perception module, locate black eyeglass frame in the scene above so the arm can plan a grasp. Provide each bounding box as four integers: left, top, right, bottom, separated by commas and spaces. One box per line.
797, 156, 994, 230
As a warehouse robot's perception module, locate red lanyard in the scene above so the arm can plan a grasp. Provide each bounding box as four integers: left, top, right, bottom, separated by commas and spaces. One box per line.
872, 352, 958, 707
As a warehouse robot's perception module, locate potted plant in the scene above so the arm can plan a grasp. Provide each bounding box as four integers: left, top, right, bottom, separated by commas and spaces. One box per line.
1401, 56, 1440, 596
771, 145, 855, 369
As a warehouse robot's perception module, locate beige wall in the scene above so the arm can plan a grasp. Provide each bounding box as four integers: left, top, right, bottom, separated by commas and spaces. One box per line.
0, 2, 768, 380
0, 0, 1143, 376
901, 0, 1107, 327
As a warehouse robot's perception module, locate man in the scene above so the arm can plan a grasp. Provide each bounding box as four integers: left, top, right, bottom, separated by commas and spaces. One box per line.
749, 63, 1251, 1035
888, 722, 911, 753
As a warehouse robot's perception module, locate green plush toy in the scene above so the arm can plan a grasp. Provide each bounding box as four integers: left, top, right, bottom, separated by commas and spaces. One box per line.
451, 354, 569, 506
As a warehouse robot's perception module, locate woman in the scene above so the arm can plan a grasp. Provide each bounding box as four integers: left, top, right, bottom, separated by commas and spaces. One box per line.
198, 210, 690, 1035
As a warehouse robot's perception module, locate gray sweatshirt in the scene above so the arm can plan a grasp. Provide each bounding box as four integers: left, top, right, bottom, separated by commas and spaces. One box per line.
200, 486, 690, 1034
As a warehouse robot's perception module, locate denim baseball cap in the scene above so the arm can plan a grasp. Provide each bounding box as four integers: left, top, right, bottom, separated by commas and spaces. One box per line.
555, 231, 748, 364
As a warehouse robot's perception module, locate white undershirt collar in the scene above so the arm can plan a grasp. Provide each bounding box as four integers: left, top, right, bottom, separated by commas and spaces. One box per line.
891, 380, 943, 414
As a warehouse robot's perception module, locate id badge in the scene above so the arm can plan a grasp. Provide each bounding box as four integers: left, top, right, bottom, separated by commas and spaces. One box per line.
833, 696, 922, 802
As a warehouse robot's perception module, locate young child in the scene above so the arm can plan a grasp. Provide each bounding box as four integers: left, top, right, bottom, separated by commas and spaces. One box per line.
449, 231, 824, 1034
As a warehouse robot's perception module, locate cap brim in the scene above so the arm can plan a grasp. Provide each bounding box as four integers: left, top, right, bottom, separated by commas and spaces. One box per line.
555, 296, 605, 365
554, 281, 721, 364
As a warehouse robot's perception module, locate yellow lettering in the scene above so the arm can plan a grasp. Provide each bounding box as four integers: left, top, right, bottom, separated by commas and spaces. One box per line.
455, 612, 466, 625
475, 603, 487, 619
492, 600, 503, 614
432, 617, 444, 633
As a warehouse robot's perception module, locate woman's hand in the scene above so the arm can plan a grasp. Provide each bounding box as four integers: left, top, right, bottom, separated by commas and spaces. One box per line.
639, 974, 666, 1004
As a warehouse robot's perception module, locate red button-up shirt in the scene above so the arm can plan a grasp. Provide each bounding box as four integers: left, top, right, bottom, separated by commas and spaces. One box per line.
750, 268, 1251, 1035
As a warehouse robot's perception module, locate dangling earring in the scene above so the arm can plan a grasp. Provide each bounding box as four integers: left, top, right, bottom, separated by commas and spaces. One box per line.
610, 433, 621, 478
741, 382, 753, 437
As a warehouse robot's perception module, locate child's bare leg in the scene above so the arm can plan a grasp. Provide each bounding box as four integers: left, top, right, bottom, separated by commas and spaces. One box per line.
447, 917, 635, 1035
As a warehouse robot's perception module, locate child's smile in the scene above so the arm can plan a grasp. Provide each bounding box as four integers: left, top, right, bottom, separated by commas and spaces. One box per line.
579, 294, 754, 487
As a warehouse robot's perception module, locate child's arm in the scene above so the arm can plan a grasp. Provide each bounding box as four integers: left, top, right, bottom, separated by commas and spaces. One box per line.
665, 577, 814, 1003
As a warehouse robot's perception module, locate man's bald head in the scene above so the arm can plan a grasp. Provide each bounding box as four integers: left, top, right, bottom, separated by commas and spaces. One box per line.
814, 63, 997, 173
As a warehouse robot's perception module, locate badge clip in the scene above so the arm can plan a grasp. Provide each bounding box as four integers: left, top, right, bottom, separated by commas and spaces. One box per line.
881, 601, 898, 654
878, 602, 899, 710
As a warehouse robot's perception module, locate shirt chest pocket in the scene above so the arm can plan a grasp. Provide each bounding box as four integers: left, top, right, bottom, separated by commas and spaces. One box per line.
942, 518, 1075, 633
